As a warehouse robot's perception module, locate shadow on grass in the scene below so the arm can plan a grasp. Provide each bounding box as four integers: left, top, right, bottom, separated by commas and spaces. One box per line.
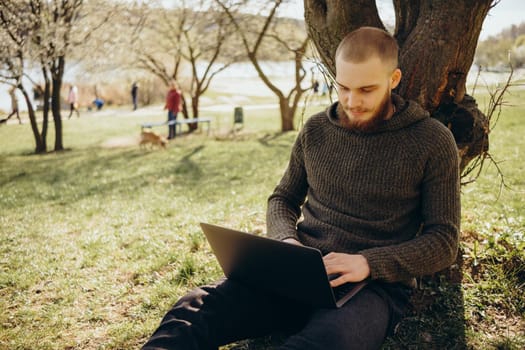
257, 132, 289, 147
0, 145, 210, 209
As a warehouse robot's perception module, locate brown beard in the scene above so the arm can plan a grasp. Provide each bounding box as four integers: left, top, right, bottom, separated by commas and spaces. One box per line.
338, 90, 392, 132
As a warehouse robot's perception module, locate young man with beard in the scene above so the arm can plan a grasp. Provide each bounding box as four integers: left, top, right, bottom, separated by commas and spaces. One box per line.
142, 27, 460, 350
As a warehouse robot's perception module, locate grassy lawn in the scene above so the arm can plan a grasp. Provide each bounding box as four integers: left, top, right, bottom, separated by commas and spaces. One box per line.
0, 89, 523, 349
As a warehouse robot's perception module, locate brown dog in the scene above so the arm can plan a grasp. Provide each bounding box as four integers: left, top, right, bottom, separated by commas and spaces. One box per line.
139, 130, 167, 149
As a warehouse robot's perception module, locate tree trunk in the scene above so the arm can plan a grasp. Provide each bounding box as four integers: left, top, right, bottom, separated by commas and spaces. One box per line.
51, 76, 64, 151
187, 95, 198, 131
41, 67, 50, 151
181, 94, 189, 119
20, 87, 45, 154
52, 56, 67, 151
279, 98, 295, 131
304, 0, 493, 172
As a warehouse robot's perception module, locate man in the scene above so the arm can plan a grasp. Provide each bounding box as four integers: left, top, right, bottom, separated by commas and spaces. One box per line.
93, 97, 104, 111
131, 82, 139, 111
142, 26, 460, 350
164, 81, 182, 140
1, 86, 22, 125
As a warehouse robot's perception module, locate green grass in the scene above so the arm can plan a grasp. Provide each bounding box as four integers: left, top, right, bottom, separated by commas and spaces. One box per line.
0, 89, 523, 349
382, 87, 525, 350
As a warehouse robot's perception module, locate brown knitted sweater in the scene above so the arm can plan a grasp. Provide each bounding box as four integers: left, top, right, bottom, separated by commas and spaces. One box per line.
267, 94, 460, 284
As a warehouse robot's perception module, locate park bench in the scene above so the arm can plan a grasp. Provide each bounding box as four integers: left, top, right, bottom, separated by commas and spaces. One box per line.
141, 117, 211, 136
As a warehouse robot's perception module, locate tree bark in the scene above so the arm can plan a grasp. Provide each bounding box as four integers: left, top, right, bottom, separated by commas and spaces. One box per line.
304, 0, 494, 172
305, 0, 385, 72
51, 57, 66, 151
20, 87, 45, 154
279, 98, 294, 131
41, 66, 50, 151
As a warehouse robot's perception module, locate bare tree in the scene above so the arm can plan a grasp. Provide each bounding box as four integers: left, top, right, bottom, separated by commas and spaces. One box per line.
304, 0, 495, 173
0, 1, 46, 153
66, 0, 124, 75
217, 0, 310, 132
30, 0, 84, 151
182, 3, 239, 122
132, 3, 188, 115
135, 0, 239, 127
63, 1, 151, 107
135, 8, 183, 84
1, 0, 124, 153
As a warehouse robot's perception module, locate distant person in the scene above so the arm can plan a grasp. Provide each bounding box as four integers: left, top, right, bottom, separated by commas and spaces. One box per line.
93, 97, 104, 110
311, 80, 321, 104
67, 85, 80, 119
1, 86, 22, 124
312, 79, 320, 94
32, 84, 46, 112
164, 81, 182, 140
131, 82, 138, 110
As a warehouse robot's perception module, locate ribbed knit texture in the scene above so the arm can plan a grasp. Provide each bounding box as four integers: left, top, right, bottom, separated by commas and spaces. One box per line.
267, 94, 460, 283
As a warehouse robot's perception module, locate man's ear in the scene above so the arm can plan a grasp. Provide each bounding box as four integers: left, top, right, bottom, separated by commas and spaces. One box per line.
390, 68, 402, 89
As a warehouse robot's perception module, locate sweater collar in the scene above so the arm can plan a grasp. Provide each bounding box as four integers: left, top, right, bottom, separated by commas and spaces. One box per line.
327, 94, 429, 134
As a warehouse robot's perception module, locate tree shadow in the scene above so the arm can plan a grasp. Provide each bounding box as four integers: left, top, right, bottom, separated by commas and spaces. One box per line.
257, 133, 284, 147
0, 145, 209, 208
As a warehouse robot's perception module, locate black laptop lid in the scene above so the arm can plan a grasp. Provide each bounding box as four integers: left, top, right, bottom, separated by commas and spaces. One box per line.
200, 223, 338, 308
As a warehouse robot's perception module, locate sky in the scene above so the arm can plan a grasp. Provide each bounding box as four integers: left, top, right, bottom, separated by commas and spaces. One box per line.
279, 0, 525, 40
480, 0, 525, 39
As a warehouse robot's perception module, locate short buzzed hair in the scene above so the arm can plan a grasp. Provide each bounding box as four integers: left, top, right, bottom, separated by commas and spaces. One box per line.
335, 27, 399, 71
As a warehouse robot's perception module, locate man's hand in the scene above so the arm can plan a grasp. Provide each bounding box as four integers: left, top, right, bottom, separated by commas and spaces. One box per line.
282, 238, 303, 246
323, 253, 370, 287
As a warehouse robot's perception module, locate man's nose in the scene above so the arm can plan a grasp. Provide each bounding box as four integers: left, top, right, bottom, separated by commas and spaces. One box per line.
345, 91, 361, 108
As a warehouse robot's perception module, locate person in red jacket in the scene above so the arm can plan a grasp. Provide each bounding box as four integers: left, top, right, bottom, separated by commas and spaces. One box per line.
165, 81, 182, 139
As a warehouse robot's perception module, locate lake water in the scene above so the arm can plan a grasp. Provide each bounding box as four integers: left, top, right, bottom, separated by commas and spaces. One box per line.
1, 62, 522, 113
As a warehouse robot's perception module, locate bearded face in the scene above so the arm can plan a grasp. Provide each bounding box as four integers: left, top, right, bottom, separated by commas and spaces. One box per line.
338, 87, 392, 132
335, 55, 401, 132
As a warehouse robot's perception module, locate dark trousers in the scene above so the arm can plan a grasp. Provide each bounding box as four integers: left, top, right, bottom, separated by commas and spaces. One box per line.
142, 278, 411, 350
68, 103, 79, 119
168, 111, 178, 139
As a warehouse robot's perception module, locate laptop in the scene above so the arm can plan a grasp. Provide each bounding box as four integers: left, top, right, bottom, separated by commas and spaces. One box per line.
200, 223, 368, 308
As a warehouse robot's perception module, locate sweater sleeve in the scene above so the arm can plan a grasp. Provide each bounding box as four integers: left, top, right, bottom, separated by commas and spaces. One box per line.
360, 125, 461, 282
266, 131, 309, 241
